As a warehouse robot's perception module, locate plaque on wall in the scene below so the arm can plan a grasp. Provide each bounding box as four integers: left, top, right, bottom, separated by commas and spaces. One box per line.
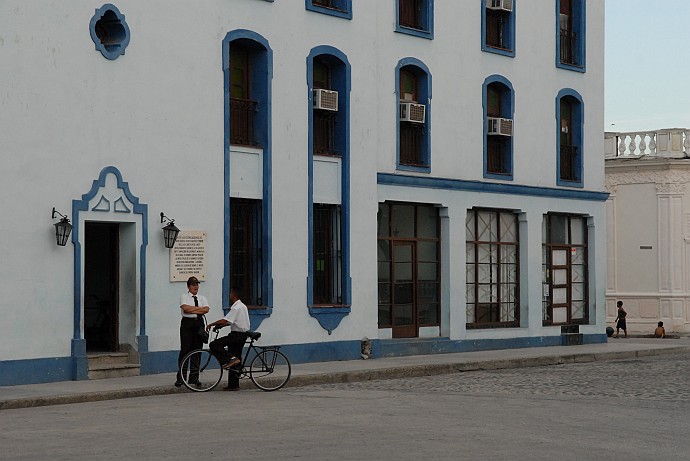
170, 230, 207, 282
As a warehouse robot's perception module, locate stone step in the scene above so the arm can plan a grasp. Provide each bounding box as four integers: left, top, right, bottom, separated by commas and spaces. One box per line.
561, 333, 584, 346
88, 363, 141, 380
87, 352, 130, 367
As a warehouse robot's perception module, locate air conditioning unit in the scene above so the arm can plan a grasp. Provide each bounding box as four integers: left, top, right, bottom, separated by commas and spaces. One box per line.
313, 89, 338, 111
487, 117, 513, 136
400, 102, 426, 124
486, 0, 513, 12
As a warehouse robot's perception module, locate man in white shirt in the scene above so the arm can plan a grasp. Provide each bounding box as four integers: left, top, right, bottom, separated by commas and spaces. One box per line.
207, 287, 250, 391
175, 276, 210, 387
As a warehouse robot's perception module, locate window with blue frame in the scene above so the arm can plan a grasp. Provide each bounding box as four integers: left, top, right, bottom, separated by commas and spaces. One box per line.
307, 46, 352, 310
557, 0, 585, 71
397, 60, 431, 171
306, 0, 352, 20
224, 31, 273, 309
396, 0, 434, 39
482, 0, 515, 57
483, 76, 514, 179
557, 90, 584, 186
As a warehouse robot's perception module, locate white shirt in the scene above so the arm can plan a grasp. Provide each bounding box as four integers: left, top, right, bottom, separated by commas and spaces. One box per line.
180, 292, 209, 318
223, 299, 250, 332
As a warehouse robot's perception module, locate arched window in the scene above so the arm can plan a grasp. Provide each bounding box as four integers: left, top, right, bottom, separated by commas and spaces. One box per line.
483, 75, 514, 179
556, 89, 584, 186
307, 46, 352, 315
397, 59, 431, 172
223, 30, 273, 313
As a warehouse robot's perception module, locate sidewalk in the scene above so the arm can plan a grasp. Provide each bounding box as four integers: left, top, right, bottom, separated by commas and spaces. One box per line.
2, 337, 689, 410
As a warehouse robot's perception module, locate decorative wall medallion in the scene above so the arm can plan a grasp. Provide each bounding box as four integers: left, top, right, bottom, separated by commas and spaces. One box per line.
89, 4, 131, 60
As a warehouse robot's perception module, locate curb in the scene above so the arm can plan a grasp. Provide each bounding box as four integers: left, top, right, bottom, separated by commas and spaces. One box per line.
2, 346, 688, 411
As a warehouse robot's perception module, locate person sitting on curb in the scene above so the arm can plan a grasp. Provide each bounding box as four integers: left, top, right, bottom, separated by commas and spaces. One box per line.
654, 321, 665, 338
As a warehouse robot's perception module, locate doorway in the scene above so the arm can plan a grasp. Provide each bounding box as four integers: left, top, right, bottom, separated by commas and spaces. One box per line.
84, 222, 119, 352
378, 202, 440, 338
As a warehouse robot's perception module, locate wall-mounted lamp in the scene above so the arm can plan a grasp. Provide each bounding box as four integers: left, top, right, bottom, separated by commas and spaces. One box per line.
52, 207, 73, 247
160, 212, 180, 249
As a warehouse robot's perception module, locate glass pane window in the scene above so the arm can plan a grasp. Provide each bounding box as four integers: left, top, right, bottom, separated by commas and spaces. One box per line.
466, 208, 520, 328
377, 202, 440, 331
542, 213, 589, 325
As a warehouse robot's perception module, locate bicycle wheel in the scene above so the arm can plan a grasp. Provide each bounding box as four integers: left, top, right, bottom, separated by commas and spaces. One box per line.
249, 349, 291, 391
180, 349, 223, 392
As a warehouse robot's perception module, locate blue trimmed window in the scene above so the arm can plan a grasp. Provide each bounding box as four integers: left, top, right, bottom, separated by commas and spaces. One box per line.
223, 30, 273, 312
557, 0, 585, 72
397, 59, 431, 172
396, 0, 434, 40
307, 46, 352, 312
556, 89, 584, 187
481, 0, 515, 57
89, 4, 130, 60
306, 0, 352, 20
483, 75, 514, 180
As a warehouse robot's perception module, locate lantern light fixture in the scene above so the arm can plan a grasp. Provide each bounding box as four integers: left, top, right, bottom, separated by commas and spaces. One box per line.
52, 207, 73, 247
160, 212, 180, 249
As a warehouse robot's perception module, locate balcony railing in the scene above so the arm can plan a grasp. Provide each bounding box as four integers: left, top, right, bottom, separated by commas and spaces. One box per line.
486, 10, 507, 49
559, 29, 578, 65
314, 111, 338, 156
400, 123, 426, 166
560, 145, 578, 181
230, 98, 258, 147
605, 129, 690, 159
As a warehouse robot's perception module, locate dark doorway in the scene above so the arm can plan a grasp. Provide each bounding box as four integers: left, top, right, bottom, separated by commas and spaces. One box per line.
84, 222, 119, 352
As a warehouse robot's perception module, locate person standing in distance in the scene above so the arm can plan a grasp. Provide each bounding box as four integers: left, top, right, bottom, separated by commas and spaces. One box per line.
175, 276, 210, 387
614, 300, 628, 338
206, 287, 250, 391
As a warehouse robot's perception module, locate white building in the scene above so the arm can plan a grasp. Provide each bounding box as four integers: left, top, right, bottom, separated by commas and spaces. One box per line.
0, 0, 607, 386
605, 129, 690, 334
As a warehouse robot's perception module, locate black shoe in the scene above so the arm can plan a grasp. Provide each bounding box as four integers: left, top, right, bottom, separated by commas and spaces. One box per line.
188, 380, 202, 388
174, 381, 182, 388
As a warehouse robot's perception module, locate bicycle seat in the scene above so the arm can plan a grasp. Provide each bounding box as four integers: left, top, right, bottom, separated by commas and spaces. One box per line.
247, 331, 261, 341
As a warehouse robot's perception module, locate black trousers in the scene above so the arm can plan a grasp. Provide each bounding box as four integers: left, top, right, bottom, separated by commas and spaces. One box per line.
177, 317, 204, 383
210, 332, 248, 388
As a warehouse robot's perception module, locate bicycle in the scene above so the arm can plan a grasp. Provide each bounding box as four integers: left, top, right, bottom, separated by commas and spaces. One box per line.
179, 325, 291, 392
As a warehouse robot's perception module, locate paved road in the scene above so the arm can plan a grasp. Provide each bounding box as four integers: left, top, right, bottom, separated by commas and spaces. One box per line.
2, 352, 688, 460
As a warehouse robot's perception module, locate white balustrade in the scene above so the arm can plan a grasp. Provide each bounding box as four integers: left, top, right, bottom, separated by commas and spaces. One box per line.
605, 129, 689, 159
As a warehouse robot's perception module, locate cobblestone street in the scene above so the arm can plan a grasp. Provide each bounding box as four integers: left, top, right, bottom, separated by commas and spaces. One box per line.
2, 351, 689, 460
293, 350, 690, 402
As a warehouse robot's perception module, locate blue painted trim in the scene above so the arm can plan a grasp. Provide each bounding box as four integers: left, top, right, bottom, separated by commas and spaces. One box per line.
308, 307, 350, 335
555, 0, 586, 73
0, 357, 74, 386
396, 57, 432, 172
71, 166, 148, 379
556, 88, 585, 187
89, 4, 130, 60
1, 334, 608, 385
377, 173, 608, 201
222, 30, 274, 311
249, 307, 273, 331
306, 46, 352, 326
395, 0, 434, 40
305, 0, 352, 20
71, 339, 88, 380
480, 0, 516, 57
482, 74, 515, 180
